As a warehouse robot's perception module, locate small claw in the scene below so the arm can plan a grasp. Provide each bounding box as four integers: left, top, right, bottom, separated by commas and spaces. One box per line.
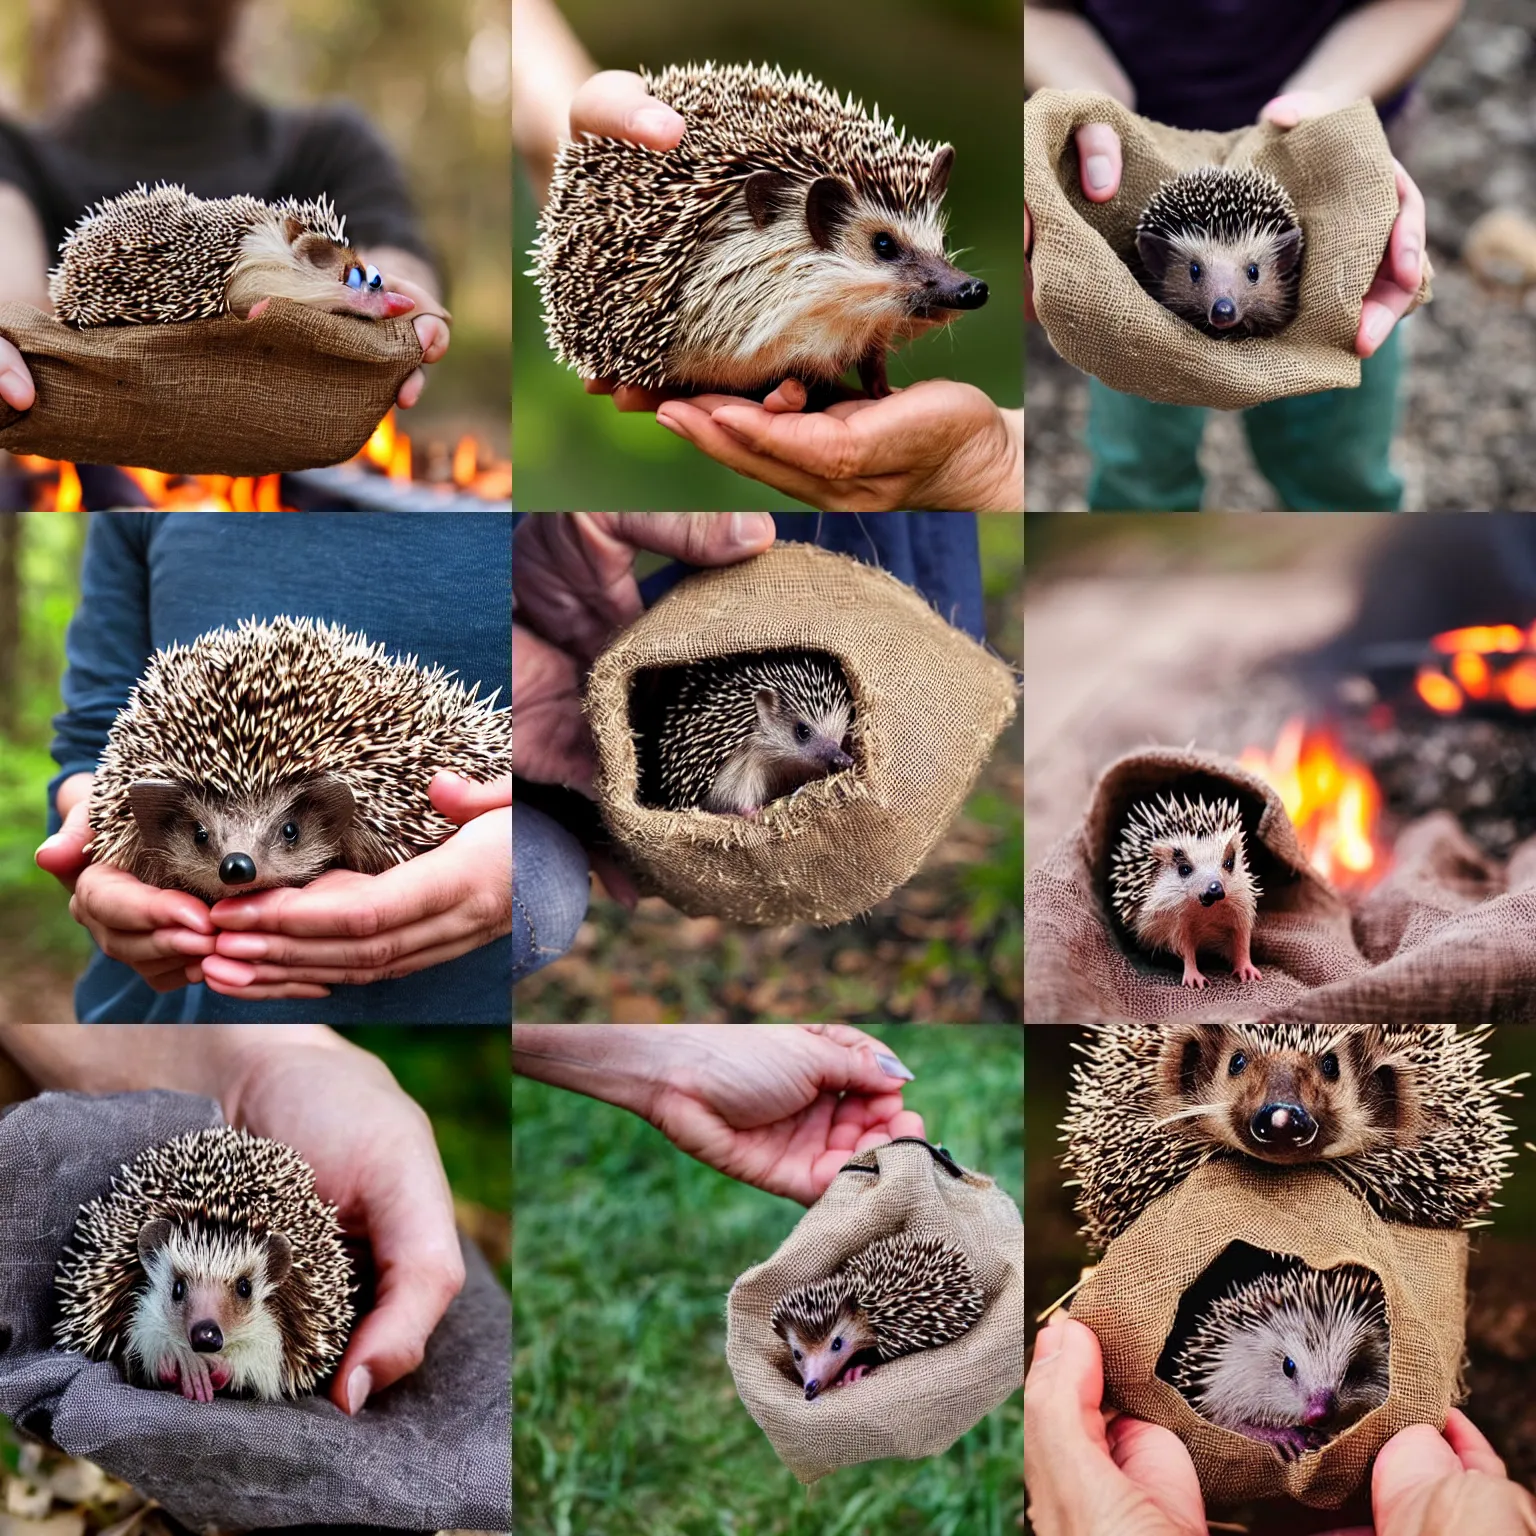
1236, 962, 1263, 982
1182, 969, 1208, 989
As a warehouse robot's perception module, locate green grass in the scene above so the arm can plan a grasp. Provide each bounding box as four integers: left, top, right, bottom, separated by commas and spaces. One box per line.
513, 1024, 1023, 1535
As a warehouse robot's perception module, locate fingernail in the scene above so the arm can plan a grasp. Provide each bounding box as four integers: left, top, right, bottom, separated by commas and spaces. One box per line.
656, 411, 685, 437
633, 107, 683, 141
1364, 308, 1392, 347
217, 934, 269, 959
1401, 243, 1422, 282
346, 1366, 371, 1415
1084, 154, 1113, 192
730, 513, 774, 548
876, 1051, 914, 1081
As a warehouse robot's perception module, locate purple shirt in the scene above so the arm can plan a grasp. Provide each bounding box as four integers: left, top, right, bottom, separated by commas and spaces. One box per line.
1077, 0, 1408, 131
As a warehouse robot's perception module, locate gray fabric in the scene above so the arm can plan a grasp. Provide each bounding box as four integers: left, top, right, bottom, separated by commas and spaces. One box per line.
0, 1090, 510, 1534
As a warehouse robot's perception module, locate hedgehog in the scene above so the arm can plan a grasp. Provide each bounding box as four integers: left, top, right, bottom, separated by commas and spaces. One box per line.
87, 615, 509, 904
1107, 792, 1262, 988
648, 649, 854, 816
54, 1127, 355, 1401
771, 1233, 984, 1401
48, 181, 415, 327
1061, 1024, 1523, 1253
1166, 1258, 1389, 1461
1135, 167, 1304, 339
532, 62, 988, 400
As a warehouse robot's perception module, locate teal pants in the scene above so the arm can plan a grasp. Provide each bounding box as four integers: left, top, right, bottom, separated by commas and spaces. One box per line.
1085, 324, 1404, 511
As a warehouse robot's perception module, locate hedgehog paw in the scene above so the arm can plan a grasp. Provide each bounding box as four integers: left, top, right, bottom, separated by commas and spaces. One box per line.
835, 1365, 872, 1387
1181, 966, 1208, 989
175, 1355, 217, 1404
1235, 962, 1262, 983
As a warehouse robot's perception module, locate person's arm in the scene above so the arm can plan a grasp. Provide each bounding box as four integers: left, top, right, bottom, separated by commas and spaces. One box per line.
0, 181, 49, 409
0, 1024, 465, 1415
1023, 6, 1136, 104
512, 0, 604, 205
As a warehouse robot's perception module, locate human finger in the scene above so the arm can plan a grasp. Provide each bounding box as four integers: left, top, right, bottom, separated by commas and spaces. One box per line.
1372, 1422, 1464, 1527
1442, 1409, 1509, 1477
207, 857, 465, 936
200, 971, 332, 1000
395, 368, 426, 409
763, 379, 809, 413
35, 798, 94, 890
569, 69, 686, 151
1106, 1416, 1207, 1534
1074, 122, 1122, 202
430, 770, 513, 824
511, 623, 597, 791
0, 336, 35, 412
1259, 89, 1335, 128
1356, 272, 1416, 358
799, 1023, 917, 1088
1388, 159, 1426, 293
602, 510, 778, 567
411, 313, 451, 366
73, 864, 216, 936
658, 402, 851, 507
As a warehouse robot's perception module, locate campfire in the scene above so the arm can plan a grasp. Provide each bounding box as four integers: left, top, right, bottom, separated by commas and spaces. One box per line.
5, 410, 510, 511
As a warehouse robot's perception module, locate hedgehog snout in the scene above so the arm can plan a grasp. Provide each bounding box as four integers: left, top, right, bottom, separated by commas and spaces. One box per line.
1301, 1388, 1337, 1426
803, 1379, 821, 1401
1250, 1101, 1318, 1150
1198, 879, 1225, 907
219, 851, 258, 886
912, 258, 989, 314
1209, 297, 1238, 328
190, 1320, 224, 1354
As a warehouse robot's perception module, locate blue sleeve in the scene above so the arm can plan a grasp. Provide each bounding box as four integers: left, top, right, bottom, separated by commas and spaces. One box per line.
47, 514, 159, 831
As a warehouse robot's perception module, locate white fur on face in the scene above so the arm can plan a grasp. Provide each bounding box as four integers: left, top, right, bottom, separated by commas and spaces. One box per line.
1133, 828, 1257, 957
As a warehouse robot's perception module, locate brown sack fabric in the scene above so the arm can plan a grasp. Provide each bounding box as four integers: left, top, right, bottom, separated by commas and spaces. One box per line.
1025, 747, 1536, 1022
586, 542, 1018, 926
1024, 90, 1432, 410
1070, 1161, 1467, 1508
0, 298, 423, 476
726, 1139, 1024, 1484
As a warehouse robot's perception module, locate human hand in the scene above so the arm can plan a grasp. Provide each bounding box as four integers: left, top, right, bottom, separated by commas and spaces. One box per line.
654, 378, 1022, 512
198, 771, 511, 999
1025, 1311, 1206, 1536
224, 1029, 465, 1413
0, 335, 34, 412
1026, 121, 1122, 323
1259, 93, 1425, 359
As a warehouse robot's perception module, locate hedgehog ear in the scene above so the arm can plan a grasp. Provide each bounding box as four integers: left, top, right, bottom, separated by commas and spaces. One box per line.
293, 774, 356, 840
927, 146, 955, 201
805, 177, 856, 252
1147, 839, 1177, 866
745, 170, 790, 230
263, 1232, 293, 1288
754, 686, 784, 728
1270, 225, 1303, 276
127, 780, 195, 845
1136, 230, 1178, 282
282, 213, 306, 246
136, 1217, 173, 1268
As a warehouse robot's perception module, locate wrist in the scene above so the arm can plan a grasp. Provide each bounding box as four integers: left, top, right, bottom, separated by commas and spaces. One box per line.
217, 1026, 352, 1126
971, 406, 1024, 512
513, 1023, 676, 1122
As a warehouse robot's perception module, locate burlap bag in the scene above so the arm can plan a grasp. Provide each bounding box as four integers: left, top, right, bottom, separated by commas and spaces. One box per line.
726, 1139, 1023, 1484
585, 542, 1018, 925
1070, 1161, 1466, 1508
0, 298, 425, 475
1025, 747, 1536, 1022
1024, 90, 1432, 409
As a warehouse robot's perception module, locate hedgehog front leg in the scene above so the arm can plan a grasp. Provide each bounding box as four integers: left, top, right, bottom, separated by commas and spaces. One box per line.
154, 1346, 230, 1403
832, 1364, 872, 1387
1228, 929, 1262, 984
1176, 940, 1209, 989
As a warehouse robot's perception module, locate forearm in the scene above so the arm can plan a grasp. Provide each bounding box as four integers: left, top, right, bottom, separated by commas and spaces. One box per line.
1024, 8, 1135, 105
1282, 0, 1462, 106
0, 183, 51, 310
512, 0, 597, 205
512, 1024, 674, 1120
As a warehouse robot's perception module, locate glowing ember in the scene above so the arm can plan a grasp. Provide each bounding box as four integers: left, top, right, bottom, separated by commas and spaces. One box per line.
1239, 717, 1385, 886
1416, 617, 1536, 714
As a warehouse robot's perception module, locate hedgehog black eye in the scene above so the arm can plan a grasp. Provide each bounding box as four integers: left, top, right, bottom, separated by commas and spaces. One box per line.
792, 1349, 802, 1361
1320, 1051, 1340, 1080
1228, 1051, 1248, 1076
236, 1276, 252, 1300
172, 1277, 186, 1303
1222, 854, 1235, 873
871, 231, 901, 261
281, 821, 300, 844
1189, 261, 1202, 283
831, 1337, 843, 1351
1247, 262, 1260, 282
193, 824, 209, 846
1176, 862, 1194, 879
1283, 1356, 1297, 1379
794, 721, 811, 743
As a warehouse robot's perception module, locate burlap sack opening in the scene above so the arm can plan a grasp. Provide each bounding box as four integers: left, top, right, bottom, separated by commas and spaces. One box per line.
1025, 746, 1536, 1021
1024, 90, 1433, 410
0, 298, 424, 476
726, 1139, 1024, 1484
1070, 1161, 1466, 1509
586, 542, 1018, 926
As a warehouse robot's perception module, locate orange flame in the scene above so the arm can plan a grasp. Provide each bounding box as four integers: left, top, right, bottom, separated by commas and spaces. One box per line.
1239, 717, 1384, 887
1416, 617, 1536, 714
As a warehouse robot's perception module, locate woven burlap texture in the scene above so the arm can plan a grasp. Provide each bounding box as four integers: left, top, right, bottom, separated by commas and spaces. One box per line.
1024, 90, 1432, 410
1070, 1160, 1467, 1508
0, 298, 423, 476
726, 1139, 1024, 1484
1025, 746, 1536, 1022
585, 541, 1018, 926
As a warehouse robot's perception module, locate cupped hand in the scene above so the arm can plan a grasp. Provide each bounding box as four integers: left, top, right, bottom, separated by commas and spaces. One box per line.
199, 771, 511, 999
656, 378, 1022, 512
638, 1024, 926, 1205
0, 335, 35, 412
226, 1032, 465, 1413
513, 620, 597, 792
1025, 1312, 1206, 1536
1260, 93, 1425, 358
1026, 121, 1122, 323
512, 511, 776, 667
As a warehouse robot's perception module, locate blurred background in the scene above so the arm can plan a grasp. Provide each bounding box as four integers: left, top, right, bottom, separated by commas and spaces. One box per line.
515, 513, 1023, 1024
513, 0, 1023, 511
514, 1023, 1023, 1536
1024, 1024, 1536, 1531
0, 0, 510, 503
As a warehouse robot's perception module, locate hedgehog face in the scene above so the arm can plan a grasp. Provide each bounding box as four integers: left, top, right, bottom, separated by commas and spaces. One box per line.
775, 1297, 878, 1401
1137, 224, 1302, 338
124, 774, 358, 903
1156, 1024, 1426, 1167
1141, 827, 1249, 921
127, 1218, 292, 1403
226, 213, 412, 321
703, 684, 854, 816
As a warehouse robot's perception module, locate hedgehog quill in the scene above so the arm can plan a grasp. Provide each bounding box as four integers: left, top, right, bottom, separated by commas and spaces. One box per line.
54, 1127, 354, 1401
88, 616, 509, 904
533, 62, 988, 399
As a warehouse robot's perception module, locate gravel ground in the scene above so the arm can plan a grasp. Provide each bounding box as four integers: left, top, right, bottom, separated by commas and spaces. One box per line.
1026, 0, 1536, 511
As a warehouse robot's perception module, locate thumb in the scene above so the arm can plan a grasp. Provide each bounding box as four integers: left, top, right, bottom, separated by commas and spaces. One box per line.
1373, 1423, 1464, 1532
605, 511, 776, 567
430, 770, 512, 824
803, 1025, 916, 1094
36, 797, 93, 886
